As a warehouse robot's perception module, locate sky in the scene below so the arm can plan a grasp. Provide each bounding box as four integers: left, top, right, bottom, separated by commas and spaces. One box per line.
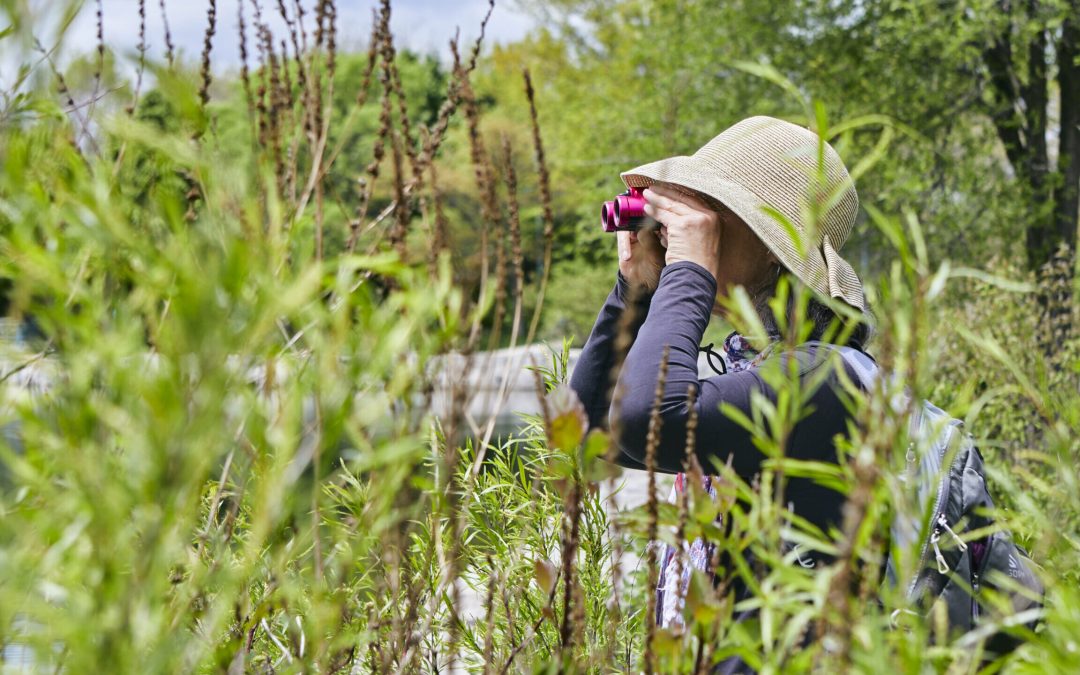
30, 0, 538, 76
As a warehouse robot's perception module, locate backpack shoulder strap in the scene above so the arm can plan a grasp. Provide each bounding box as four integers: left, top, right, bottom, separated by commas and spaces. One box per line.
803, 341, 879, 391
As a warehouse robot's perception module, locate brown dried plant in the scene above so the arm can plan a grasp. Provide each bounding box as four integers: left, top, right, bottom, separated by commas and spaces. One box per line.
558, 479, 583, 656
487, 163, 509, 353
91, 0, 103, 101
426, 136, 450, 278
32, 38, 98, 156
158, 0, 175, 66
237, 0, 254, 127
643, 346, 671, 675
26, 1, 581, 670
483, 554, 499, 672
198, 0, 217, 109
129, 0, 147, 114
522, 68, 555, 345
459, 60, 499, 350
346, 3, 393, 254
501, 135, 526, 349
670, 383, 700, 621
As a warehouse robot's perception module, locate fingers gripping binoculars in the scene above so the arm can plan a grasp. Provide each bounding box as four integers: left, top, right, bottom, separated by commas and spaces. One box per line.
600, 187, 659, 232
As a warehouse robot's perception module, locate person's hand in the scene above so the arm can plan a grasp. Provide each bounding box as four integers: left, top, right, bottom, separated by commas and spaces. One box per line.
642, 184, 722, 281
617, 226, 665, 292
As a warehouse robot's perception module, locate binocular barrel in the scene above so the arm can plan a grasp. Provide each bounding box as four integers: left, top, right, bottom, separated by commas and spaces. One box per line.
601, 187, 656, 232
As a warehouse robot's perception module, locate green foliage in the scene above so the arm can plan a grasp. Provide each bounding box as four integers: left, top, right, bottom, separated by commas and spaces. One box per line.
495, 0, 1079, 337
0, 1, 1077, 674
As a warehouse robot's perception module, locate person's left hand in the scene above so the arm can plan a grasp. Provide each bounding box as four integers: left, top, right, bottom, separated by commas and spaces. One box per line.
642, 184, 722, 281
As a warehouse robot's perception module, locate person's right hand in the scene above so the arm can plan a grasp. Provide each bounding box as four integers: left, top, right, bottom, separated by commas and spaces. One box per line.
617, 227, 665, 292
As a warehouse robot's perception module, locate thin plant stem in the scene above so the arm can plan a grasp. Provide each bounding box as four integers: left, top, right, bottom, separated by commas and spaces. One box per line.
643, 346, 671, 675
523, 68, 555, 345
159, 0, 175, 66
199, 0, 218, 109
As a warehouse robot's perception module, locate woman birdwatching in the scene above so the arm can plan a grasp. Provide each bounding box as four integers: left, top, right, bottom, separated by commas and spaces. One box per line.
568, 116, 874, 670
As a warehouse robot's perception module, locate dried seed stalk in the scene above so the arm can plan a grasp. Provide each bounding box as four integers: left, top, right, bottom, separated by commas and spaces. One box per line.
375, 0, 409, 259
388, 126, 408, 259
33, 39, 94, 156
292, 0, 309, 54
276, 1, 305, 92
377, 0, 419, 179
78, 0, 105, 144
644, 346, 672, 675
558, 479, 583, 654
303, 8, 379, 212
501, 135, 526, 350
465, 0, 495, 73
199, 0, 218, 109
287, 0, 336, 235
426, 144, 449, 278
460, 68, 499, 349
522, 68, 555, 344
346, 4, 395, 254
346, 14, 490, 255
670, 384, 699, 615
251, 7, 271, 154
321, 2, 339, 227
237, 0, 255, 127
265, 31, 287, 191
93, 0, 104, 91
414, 30, 466, 170
158, 0, 175, 66
273, 0, 307, 202
486, 153, 509, 352
129, 0, 147, 114
500, 569, 516, 653
326, 0, 338, 79
315, 0, 328, 49
482, 555, 499, 673
352, 10, 380, 110
279, 39, 295, 107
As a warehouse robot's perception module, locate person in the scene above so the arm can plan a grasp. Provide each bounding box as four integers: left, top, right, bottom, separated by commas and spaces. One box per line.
568, 116, 874, 668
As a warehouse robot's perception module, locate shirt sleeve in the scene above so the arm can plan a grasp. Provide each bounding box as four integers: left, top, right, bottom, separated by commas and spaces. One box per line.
568, 271, 652, 436
610, 261, 850, 480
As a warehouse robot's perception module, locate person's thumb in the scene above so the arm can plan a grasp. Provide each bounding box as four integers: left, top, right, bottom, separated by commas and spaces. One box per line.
617, 231, 632, 262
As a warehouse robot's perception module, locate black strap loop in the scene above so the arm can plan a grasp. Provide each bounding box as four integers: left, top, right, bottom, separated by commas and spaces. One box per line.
700, 342, 727, 376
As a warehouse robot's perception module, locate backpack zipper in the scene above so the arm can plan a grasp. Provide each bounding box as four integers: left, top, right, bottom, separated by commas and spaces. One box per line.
971, 571, 981, 622
907, 440, 954, 599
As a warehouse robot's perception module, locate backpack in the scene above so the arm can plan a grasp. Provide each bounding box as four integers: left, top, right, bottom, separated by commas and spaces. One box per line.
833, 346, 1044, 652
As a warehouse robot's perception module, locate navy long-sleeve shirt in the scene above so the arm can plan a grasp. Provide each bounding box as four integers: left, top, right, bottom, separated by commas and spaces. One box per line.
569, 261, 858, 535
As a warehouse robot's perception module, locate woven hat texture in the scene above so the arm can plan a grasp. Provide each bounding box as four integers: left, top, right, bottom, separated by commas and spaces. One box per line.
620, 116, 865, 311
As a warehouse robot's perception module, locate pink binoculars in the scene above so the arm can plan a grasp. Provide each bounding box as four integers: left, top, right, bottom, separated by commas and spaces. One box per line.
601, 187, 657, 232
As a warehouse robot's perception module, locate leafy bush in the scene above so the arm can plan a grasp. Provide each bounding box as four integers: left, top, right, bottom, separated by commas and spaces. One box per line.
0, 2, 1077, 674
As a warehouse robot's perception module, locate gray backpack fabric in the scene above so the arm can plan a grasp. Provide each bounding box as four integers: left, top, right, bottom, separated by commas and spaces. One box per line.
833, 346, 1044, 651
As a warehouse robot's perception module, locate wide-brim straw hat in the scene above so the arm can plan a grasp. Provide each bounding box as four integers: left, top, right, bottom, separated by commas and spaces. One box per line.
620, 116, 865, 311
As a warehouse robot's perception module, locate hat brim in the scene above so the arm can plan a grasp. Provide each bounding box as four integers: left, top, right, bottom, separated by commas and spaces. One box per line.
621, 155, 865, 311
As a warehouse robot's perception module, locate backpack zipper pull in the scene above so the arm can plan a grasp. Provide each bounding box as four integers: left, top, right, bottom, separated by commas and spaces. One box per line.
937, 513, 968, 551
931, 532, 949, 573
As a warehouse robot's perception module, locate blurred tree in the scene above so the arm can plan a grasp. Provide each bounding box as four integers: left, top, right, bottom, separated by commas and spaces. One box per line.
506, 0, 1079, 279
977, 0, 1078, 269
